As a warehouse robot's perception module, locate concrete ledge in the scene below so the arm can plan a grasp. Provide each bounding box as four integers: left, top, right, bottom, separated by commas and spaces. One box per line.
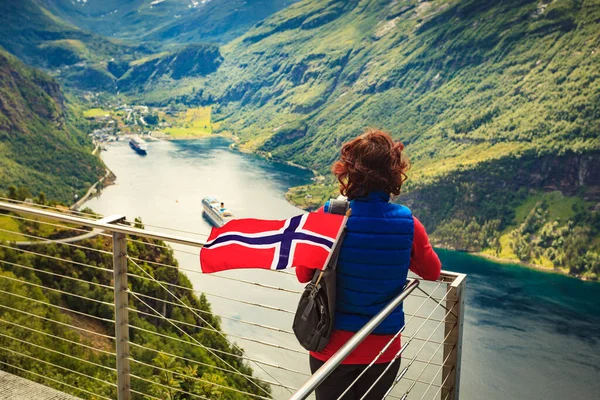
0, 370, 81, 400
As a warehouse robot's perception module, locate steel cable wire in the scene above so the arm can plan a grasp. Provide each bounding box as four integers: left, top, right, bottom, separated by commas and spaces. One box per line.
129, 357, 272, 400
125, 278, 280, 398
0, 288, 115, 324
416, 286, 458, 319
374, 299, 457, 400
0, 317, 115, 355
382, 300, 459, 400
0, 227, 112, 255
379, 322, 456, 400
126, 237, 174, 251
188, 271, 303, 295
129, 373, 212, 400
398, 324, 457, 400
3, 213, 112, 237
128, 342, 299, 390
0, 302, 115, 339
327, 286, 455, 400
129, 288, 441, 347
128, 307, 304, 355
0, 243, 113, 273
0, 346, 117, 387
0, 331, 116, 371
128, 317, 309, 377
0, 274, 114, 307
365, 314, 456, 400
1, 259, 114, 289
127, 271, 296, 314
419, 351, 455, 400
0, 197, 101, 219
128, 290, 295, 335
131, 388, 162, 400
123, 221, 210, 237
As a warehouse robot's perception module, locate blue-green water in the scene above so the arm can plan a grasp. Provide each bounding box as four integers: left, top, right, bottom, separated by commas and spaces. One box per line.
86, 137, 600, 400
438, 249, 600, 400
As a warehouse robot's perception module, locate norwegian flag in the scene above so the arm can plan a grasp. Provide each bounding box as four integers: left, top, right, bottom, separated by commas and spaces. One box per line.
199, 213, 346, 273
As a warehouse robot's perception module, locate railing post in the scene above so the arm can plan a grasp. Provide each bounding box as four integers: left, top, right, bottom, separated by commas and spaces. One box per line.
113, 231, 131, 400
441, 274, 466, 400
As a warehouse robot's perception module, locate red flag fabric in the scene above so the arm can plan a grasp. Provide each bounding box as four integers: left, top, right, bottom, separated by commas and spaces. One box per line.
199, 213, 345, 273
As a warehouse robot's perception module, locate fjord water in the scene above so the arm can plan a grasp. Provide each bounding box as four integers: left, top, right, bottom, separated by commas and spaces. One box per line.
86, 137, 600, 400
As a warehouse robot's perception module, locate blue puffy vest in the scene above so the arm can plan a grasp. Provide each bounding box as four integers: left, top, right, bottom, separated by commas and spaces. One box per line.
326, 191, 414, 335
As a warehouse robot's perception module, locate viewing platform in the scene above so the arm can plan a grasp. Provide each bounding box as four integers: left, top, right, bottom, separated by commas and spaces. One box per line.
0, 370, 80, 399
0, 199, 466, 399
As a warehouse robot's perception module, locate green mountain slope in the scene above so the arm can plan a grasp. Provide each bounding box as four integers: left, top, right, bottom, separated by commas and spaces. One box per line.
198, 0, 599, 170
41, 0, 299, 44
167, 0, 599, 277
0, 48, 104, 202
40, 0, 201, 39
0, 0, 282, 92
145, 0, 300, 44
0, 0, 156, 92
0, 0, 133, 68
116, 44, 223, 94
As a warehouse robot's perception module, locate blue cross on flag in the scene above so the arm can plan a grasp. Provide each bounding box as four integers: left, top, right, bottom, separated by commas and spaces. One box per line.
199, 213, 346, 273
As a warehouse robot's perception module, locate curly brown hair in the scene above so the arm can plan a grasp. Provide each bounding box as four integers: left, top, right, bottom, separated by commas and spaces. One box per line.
332, 129, 409, 199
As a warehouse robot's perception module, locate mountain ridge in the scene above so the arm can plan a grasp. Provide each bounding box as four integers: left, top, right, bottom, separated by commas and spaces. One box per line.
0, 47, 104, 202
187, 0, 599, 278
40, 0, 301, 45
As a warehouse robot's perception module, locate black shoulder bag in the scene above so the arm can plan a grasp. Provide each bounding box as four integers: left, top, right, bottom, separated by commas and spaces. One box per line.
293, 199, 349, 352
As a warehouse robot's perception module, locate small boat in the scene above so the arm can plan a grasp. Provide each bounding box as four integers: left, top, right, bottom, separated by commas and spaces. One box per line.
202, 197, 234, 227
129, 136, 147, 155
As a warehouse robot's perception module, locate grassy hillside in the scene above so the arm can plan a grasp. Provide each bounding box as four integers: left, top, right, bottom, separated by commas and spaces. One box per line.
0, 48, 104, 203
157, 0, 599, 277
191, 0, 599, 171
117, 44, 223, 93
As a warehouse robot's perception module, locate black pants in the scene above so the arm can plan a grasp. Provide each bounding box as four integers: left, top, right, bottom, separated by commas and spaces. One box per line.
309, 356, 401, 400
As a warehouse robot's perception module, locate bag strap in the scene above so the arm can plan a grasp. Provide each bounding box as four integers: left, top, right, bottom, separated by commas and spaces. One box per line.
314, 200, 350, 285
314, 227, 346, 285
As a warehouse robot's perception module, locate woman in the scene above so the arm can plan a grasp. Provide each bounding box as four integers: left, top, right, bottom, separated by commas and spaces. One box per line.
296, 129, 441, 399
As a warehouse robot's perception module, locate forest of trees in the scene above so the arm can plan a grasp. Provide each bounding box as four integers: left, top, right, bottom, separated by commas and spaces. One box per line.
432, 198, 600, 279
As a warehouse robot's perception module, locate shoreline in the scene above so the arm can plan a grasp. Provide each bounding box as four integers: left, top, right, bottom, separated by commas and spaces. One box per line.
71, 167, 115, 210
155, 134, 213, 140
434, 245, 597, 282
229, 139, 322, 177
71, 143, 115, 210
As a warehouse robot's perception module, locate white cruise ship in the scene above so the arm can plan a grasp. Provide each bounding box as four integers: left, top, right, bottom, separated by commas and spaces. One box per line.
129, 135, 147, 155
202, 197, 234, 227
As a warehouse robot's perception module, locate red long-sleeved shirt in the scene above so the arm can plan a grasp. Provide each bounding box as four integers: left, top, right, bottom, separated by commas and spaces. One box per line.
296, 216, 441, 364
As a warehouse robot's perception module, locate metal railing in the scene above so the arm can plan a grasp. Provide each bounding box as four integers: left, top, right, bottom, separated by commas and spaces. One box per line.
0, 199, 465, 399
